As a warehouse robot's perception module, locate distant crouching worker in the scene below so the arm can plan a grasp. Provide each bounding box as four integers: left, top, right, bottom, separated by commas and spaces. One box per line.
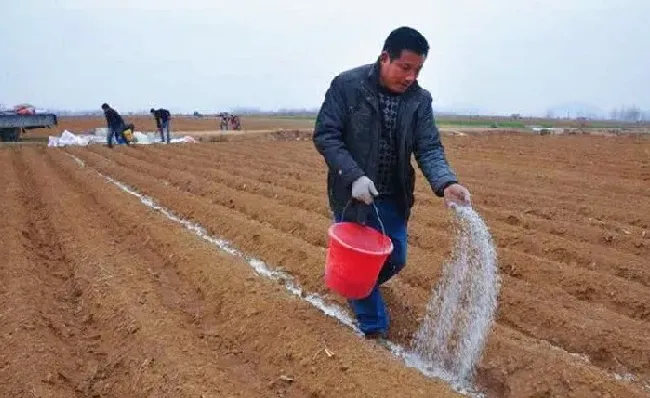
101, 103, 128, 148
150, 107, 171, 143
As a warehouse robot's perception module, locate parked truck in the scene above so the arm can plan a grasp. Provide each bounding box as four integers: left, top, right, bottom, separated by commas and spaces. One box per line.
0, 112, 58, 142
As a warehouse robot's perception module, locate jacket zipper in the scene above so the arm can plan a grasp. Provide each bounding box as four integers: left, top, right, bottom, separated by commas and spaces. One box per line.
362, 88, 380, 181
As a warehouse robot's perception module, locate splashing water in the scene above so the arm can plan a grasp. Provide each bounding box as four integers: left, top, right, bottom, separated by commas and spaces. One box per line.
411, 205, 500, 388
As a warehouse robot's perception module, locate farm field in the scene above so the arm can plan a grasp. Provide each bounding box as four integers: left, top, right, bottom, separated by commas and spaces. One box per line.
21, 115, 649, 144
1, 134, 649, 397
23, 116, 317, 139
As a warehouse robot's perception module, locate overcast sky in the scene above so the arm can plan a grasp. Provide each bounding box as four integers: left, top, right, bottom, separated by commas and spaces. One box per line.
1, 0, 648, 116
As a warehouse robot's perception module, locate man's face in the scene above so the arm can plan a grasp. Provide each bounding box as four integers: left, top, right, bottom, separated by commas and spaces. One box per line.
379, 50, 425, 94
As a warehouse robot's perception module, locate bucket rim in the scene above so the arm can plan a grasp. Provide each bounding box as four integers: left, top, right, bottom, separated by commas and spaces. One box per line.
327, 223, 394, 256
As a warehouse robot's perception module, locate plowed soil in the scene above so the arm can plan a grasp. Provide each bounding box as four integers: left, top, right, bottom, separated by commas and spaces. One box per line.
23, 115, 315, 138
2, 133, 649, 397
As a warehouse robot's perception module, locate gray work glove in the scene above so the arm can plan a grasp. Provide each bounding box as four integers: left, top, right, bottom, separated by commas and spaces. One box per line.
351, 176, 378, 205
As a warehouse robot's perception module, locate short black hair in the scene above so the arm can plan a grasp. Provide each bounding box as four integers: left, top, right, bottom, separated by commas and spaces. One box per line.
382, 26, 429, 60
150, 108, 155, 113
101, 103, 109, 110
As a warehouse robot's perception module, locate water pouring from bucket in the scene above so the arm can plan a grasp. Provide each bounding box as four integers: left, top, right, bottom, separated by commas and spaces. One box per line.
324, 203, 393, 300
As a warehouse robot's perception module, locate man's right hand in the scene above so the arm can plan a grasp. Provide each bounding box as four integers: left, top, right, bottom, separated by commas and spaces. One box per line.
351, 176, 378, 205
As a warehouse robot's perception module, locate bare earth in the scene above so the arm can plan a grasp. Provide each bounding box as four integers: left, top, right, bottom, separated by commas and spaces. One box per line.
23, 115, 316, 138
1, 133, 649, 397
24, 116, 649, 143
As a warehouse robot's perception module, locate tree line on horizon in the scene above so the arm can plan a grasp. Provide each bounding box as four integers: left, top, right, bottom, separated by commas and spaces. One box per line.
6, 103, 649, 123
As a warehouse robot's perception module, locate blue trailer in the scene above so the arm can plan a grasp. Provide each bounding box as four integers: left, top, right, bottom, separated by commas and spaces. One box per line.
0, 113, 58, 142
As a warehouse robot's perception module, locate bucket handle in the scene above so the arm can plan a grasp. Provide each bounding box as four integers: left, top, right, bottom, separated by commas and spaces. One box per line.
340, 200, 387, 237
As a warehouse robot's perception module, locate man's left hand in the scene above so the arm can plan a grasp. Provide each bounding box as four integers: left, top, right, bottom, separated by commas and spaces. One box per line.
444, 183, 471, 208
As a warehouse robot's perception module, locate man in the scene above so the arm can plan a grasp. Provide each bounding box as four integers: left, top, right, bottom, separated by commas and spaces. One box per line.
231, 114, 242, 130
219, 112, 230, 131
102, 103, 128, 148
150, 107, 171, 143
312, 26, 471, 339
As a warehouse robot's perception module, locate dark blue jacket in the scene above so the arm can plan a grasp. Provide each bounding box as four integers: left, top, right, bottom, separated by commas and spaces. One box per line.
104, 107, 125, 132
152, 108, 170, 128
313, 62, 458, 221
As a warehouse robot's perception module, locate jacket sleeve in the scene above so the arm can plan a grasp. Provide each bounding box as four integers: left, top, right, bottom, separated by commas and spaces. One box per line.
413, 96, 458, 197
312, 76, 365, 188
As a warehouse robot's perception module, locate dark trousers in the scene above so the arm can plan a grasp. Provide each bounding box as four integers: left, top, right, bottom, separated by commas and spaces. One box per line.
107, 126, 127, 147
159, 120, 171, 143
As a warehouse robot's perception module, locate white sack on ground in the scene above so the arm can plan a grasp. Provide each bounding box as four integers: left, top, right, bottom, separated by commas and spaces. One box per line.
48, 130, 90, 147
47, 130, 196, 147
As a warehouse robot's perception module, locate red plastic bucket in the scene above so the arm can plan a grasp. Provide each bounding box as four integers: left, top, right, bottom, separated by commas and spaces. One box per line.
324, 221, 393, 300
